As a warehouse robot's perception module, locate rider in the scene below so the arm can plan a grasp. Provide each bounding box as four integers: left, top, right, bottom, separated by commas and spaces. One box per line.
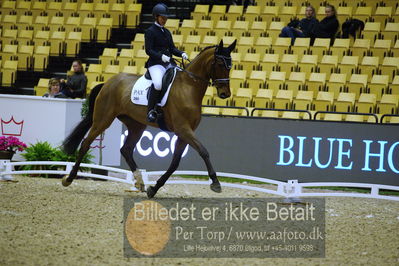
145, 3, 188, 122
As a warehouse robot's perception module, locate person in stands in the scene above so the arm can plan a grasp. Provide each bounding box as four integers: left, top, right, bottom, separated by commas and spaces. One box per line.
60, 59, 87, 99
42, 78, 67, 98
311, 4, 339, 41
279, 5, 318, 45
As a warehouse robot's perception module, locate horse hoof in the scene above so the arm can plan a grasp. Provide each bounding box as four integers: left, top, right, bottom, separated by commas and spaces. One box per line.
210, 182, 222, 193
62, 176, 73, 187
147, 186, 157, 198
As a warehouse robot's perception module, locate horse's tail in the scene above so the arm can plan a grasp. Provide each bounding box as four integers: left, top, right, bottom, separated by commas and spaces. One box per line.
63, 83, 104, 155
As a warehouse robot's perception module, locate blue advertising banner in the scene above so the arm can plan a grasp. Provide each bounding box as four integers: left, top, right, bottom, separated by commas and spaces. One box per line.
120, 117, 399, 186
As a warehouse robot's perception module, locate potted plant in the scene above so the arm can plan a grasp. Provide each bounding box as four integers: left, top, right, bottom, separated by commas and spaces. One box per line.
21, 141, 93, 178
0, 136, 27, 160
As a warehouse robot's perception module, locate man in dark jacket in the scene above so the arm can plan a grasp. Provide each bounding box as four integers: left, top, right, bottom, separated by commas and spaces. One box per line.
280, 5, 318, 45
311, 5, 339, 40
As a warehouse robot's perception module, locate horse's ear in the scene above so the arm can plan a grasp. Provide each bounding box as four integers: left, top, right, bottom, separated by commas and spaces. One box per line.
218, 40, 224, 50
228, 39, 237, 52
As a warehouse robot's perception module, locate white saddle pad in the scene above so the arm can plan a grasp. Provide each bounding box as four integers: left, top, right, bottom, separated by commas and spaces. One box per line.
131, 68, 179, 106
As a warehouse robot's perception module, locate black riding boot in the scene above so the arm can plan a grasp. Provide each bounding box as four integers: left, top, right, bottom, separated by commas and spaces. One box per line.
147, 88, 162, 122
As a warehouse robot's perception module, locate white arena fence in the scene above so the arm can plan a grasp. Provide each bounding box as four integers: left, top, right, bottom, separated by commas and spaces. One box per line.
1, 160, 398, 202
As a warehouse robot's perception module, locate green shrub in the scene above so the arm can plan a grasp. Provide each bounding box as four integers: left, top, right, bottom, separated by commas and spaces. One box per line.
21, 141, 94, 178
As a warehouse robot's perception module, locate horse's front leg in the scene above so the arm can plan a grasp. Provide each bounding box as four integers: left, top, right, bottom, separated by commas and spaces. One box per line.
178, 129, 221, 193
147, 138, 187, 198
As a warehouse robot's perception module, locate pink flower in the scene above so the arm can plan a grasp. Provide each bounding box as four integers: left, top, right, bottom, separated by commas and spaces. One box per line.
0, 136, 27, 152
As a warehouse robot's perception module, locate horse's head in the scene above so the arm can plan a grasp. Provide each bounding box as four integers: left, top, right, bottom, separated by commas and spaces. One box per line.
212, 40, 236, 99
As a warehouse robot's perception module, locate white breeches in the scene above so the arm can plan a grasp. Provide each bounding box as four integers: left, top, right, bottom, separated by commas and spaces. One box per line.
148, 64, 173, 91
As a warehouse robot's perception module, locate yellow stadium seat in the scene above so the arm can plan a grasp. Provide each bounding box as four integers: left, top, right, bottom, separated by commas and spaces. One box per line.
389, 76, 399, 94
261, 6, 279, 25
241, 53, 260, 75
254, 37, 273, 54
234, 88, 253, 107
230, 70, 247, 95
31, 1, 47, 17
258, 110, 280, 118
237, 36, 254, 54
202, 86, 215, 105
392, 40, 399, 57
102, 64, 120, 82
180, 20, 196, 38
249, 21, 267, 39
381, 23, 399, 46
226, 5, 244, 22
376, 94, 399, 115
370, 39, 392, 59
79, 2, 94, 18
34, 78, 50, 96
312, 91, 334, 112
109, 3, 126, 27
209, 5, 226, 21
196, 20, 213, 38
200, 35, 219, 49
323, 113, 343, 122
33, 46, 50, 71
81, 17, 97, 42
248, 71, 267, 96
2, 14, 17, 29
1, 60, 18, 86
279, 6, 298, 23
350, 38, 371, 61
359, 56, 379, 81
122, 66, 138, 75
0, 29, 18, 45
191, 4, 209, 23
279, 54, 298, 75
126, 3, 142, 27
292, 90, 313, 110
221, 108, 242, 116
297, 55, 318, 78
0, 44, 18, 62
373, 6, 393, 25
17, 45, 34, 70
183, 35, 201, 54
18, 29, 34, 44
231, 21, 249, 38
347, 74, 368, 98
65, 32, 82, 57
165, 19, 180, 33
49, 31, 66, 56
244, 6, 261, 22
97, 17, 113, 43
361, 22, 381, 41
368, 75, 389, 101
49, 16, 65, 33
268, 21, 285, 41
344, 114, 365, 123
379, 57, 399, 83
338, 56, 359, 76
355, 93, 377, 113
272, 90, 294, 110
273, 37, 291, 55
335, 92, 356, 112
253, 89, 273, 108
330, 39, 350, 61
337, 6, 353, 27
326, 73, 347, 100
291, 38, 311, 55
86, 64, 103, 85
281, 111, 301, 120
353, 6, 372, 22
307, 73, 327, 96
267, 71, 286, 95
64, 16, 80, 34
318, 55, 338, 79
18, 14, 33, 27
202, 107, 220, 116
285, 72, 306, 95
309, 38, 330, 62
260, 53, 279, 73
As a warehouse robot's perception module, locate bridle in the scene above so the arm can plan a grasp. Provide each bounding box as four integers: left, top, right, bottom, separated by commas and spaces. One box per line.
177, 47, 231, 88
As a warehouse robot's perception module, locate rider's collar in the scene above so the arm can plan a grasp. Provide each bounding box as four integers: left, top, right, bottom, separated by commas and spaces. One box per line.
154, 22, 164, 28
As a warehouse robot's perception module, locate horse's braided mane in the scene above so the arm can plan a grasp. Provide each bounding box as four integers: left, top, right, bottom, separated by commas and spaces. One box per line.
185, 45, 217, 68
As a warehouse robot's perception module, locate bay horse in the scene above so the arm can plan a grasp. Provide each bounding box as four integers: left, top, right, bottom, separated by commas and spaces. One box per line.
62, 40, 236, 198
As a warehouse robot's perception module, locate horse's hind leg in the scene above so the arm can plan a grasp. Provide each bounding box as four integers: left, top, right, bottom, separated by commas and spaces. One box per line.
118, 115, 146, 191
62, 115, 115, 186
147, 137, 187, 198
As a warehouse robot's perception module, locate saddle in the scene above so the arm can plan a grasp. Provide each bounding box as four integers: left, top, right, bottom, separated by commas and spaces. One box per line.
144, 67, 177, 101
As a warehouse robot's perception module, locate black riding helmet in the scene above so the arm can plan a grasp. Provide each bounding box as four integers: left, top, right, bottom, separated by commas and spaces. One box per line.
152, 3, 170, 18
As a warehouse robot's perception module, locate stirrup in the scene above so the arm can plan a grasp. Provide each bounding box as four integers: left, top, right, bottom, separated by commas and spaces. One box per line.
147, 109, 158, 122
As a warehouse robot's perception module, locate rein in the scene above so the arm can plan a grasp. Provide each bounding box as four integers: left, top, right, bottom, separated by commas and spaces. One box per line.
174, 49, 231, 87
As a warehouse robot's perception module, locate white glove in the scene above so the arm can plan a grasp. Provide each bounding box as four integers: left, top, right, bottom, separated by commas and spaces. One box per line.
182, 52, 188, 60
161, 54, 170, 63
